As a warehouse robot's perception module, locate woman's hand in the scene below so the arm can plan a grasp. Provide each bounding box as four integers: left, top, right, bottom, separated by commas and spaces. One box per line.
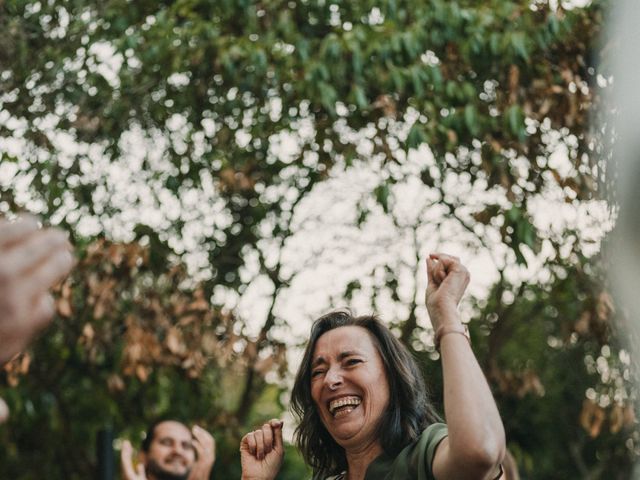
240, 419, 284, 480
425, 253, 470, 329
188, 425, 216, 480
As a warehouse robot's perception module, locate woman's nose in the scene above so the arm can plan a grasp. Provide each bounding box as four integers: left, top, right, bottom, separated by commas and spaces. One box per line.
325, 367, 343, 390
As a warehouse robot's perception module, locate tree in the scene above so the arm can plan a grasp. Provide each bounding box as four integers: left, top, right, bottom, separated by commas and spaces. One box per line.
0, 0, 633, 478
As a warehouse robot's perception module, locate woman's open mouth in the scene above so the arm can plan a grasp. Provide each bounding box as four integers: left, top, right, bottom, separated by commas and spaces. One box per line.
328, 396, 362, 418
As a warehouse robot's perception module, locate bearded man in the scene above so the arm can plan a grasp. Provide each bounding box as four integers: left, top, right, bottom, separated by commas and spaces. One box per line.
121, 420, 215, 480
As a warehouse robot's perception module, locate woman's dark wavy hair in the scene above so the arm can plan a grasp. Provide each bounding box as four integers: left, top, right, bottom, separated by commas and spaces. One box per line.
291, 310, 441, 478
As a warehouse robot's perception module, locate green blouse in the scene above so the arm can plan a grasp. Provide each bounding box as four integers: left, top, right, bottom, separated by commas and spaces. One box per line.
319, 423, 448, 480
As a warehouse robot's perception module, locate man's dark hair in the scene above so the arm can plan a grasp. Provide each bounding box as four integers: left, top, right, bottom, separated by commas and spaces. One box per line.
141, 418, 189, 453
290, 310, 441, 478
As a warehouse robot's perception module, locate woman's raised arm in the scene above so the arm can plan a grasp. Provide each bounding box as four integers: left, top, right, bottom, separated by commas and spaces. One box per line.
426, 253, 505, 480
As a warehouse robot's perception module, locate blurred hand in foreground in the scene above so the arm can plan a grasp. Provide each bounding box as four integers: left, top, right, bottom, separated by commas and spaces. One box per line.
0, 215, 74, 365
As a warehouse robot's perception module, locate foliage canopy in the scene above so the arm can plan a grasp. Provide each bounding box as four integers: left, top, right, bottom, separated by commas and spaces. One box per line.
0, 1, 635, 479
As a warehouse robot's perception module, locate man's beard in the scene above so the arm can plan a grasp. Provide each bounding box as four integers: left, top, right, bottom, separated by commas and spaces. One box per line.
145, 458, 191, 480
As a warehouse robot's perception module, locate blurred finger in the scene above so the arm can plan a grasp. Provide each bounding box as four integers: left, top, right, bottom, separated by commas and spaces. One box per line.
5, 229, 69, 275
120, 440, 137, 479
0, 396, 8, 424
29, 294, 56, 332
208, 434, 216, 463
0, 215, 39, 247
192, 425, 213, 447
2, 294, 57, 363
261, 423, 274, 453
136, 463, 146, 479
192, 436, 203, 458
21, 248, 74, 298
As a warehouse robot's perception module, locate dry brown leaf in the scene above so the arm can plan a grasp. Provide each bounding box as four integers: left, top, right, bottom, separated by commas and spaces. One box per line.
574, 311, 591, 335
80, 323, 95, 347
580, 399, 605, 438
446, 129, 458, 145
508, 64, 519, 104
166, 328, 186, 356
107, 244, 124, 267
135, 365, 150, 382
107, 374, 125, 393
201, 332, 219, 355
596, 291, 615, 322
609, 405, 624, 434
254, 356, 275, 376
94, 301, 106, 320
373, 94, 397, 118
57, 297, 73, 318
623, 404, 637, 427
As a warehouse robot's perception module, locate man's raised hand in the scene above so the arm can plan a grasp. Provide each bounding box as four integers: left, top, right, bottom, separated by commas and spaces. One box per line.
188, 425, 216, 480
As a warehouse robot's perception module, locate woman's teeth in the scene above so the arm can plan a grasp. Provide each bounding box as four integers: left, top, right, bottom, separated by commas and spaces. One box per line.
329, 396, 362, 416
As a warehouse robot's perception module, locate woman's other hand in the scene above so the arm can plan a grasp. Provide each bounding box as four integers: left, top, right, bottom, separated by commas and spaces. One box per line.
240, 419, 284, 480
425, 253, 470, 329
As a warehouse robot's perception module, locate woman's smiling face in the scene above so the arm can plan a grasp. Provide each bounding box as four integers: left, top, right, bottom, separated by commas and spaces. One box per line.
310, 326, 390, 450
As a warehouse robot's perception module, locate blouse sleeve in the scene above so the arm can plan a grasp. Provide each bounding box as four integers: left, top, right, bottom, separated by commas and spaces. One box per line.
388, 422, 448, 480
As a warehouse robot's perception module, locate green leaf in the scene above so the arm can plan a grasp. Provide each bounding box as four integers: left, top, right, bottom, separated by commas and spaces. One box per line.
514, 244, 528, 266
489, 33, 501, 55
411, 66, 424, 97
462, 82, 476, 100
429, 65, 443, 89
390, 67, 406, 93
353, 85, 368, 109
352, 48, 363, 76
406, 123, 426, 150
445, 80, 458, 99
507, 205, 521, 222
345, 279, 362, 300
464, 104, 479, 136
506, 105, 525, 139
511, 32, 529, 62
374, 184, 390, 213
318, 82, 337, 114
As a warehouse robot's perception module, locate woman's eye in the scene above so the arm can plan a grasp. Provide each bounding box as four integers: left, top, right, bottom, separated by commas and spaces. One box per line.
311, 369, 325, 377
346, 358, 362, 366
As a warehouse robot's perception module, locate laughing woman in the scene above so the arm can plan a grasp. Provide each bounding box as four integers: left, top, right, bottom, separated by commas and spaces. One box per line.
240, 253, 506, 480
